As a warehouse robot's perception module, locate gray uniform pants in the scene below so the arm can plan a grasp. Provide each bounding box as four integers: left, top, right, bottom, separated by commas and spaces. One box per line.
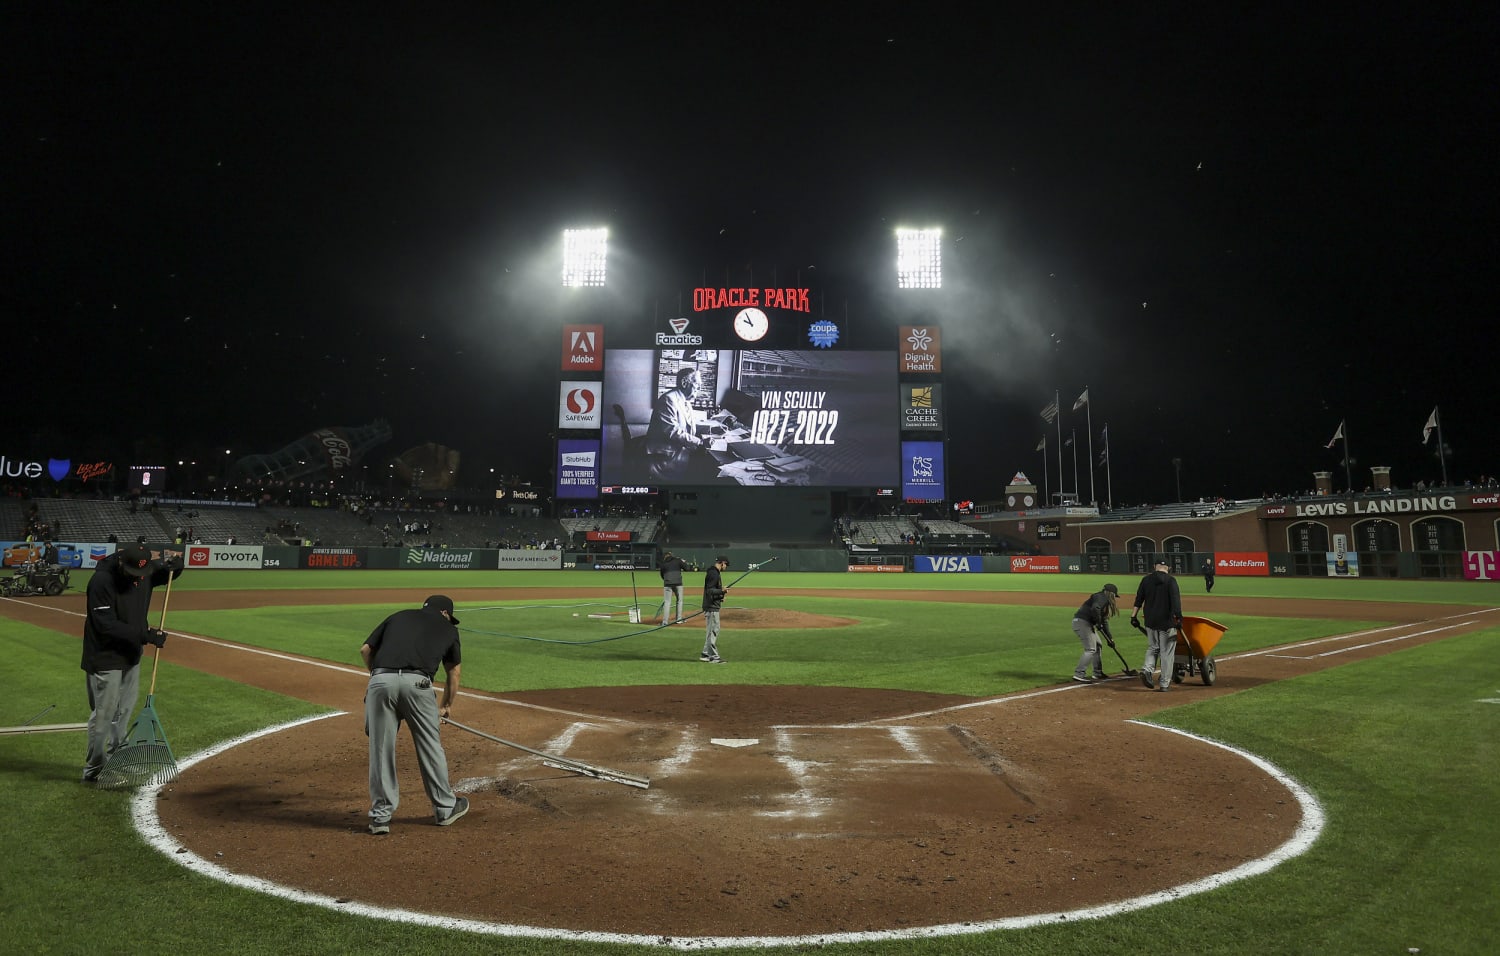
83, 666, 141, 780
366, 672, 458, 824
1071, 618, 1105, 678
701, 609, 721, 659
1141, 627, 1179, 688
663, 585, 685, 623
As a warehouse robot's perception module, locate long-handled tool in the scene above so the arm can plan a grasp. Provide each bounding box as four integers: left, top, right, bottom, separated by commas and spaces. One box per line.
97, 570, 180, 789
725, 554, 778, 589
0, 704, 87, 736
443, 718, 650, 789
1098, 626, 1138, 676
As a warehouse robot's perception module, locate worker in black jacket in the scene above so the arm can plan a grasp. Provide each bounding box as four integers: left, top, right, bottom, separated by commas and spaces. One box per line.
1132, 558, 1184, 691
1070, 583, 1119, 683
79, 543, 179, 784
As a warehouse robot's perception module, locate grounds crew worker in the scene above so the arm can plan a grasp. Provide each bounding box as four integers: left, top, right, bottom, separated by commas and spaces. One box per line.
79, 543, 178, 784
1132, 558, 1184, 691
1070, 583, 1119, 683
361, 595, 469, 834
659, 549, 688, 625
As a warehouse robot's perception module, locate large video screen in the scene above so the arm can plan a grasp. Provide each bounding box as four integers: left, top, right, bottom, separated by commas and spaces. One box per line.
601, 349, 898, 487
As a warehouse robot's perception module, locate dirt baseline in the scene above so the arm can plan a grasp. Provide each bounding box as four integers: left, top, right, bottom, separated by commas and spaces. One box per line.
5, 588, 1485, 942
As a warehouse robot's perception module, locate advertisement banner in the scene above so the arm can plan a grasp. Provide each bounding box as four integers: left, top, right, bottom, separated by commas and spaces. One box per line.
587, 530, 631, 541
585, 554, 645, 569
1215, 552, 1270, 576
302, 547, 365, 569
497, 549, 562, 570
901, 440, 945, 502
562, 324, 604, 371
399, 547, 483, 570
185, 544, 265, 569
899, 325, 941, 373
900, 384, 943, 430
1463, 551, 1500, 580
559, 381, 603, 429
557, 439, 600, 499
914, 555, 981, 573
2, 541, 116, 569
1325, 552, 1361, 577
1010, 555, 1061, 573
847, 564, 906, 572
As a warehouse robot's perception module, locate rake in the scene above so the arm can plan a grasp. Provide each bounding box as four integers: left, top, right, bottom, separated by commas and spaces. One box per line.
97, 573, 179, 790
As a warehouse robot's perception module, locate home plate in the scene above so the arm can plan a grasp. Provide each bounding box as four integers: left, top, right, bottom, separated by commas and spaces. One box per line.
710, 738, 760, 748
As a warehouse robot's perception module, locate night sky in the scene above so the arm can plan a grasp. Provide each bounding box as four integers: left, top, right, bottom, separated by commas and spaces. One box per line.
8, 6, 1496, 505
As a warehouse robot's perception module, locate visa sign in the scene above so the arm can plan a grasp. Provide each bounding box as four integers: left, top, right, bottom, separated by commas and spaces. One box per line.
915, 555, 981, 573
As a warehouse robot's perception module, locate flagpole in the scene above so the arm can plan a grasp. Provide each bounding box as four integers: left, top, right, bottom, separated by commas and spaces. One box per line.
1436, 408, 1448, 487
1054, 389, 1063, 504
1103, 424, 1113, 509
1040, 437, 1050, 506
1085, 401, 1096, 505
1070, 429, 1079, 502
1342, 422, 1353, 493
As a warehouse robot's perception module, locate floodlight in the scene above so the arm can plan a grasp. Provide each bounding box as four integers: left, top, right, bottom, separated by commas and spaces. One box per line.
895, 227, 942, 289
562, 228, 609, 287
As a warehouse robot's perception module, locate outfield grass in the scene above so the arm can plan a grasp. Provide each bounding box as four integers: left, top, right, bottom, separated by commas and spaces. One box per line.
3, 571, 1496, 954
160, 567, 1499, 606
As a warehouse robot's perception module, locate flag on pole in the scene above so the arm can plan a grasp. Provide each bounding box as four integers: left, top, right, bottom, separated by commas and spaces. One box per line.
1040, 399, 1059, 423
1035, 436, 1046, 452
1325, 421, 1345, 449
1072, 388, 1089, 412
1099, 425, 1109, 465
1422, 407, 1439, 444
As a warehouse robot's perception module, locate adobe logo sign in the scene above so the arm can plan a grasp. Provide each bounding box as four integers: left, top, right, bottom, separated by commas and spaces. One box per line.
562, 324, 604, 371
558, 381, 602, 429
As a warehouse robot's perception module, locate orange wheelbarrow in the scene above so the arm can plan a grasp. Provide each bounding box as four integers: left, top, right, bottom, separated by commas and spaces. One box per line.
1173, 615, 1227, 686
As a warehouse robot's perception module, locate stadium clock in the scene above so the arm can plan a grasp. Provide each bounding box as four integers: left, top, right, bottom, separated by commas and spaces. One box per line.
734, 307, 769, 341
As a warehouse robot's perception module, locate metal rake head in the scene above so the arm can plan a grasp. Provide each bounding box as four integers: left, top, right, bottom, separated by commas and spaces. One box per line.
96, 744, 180, 790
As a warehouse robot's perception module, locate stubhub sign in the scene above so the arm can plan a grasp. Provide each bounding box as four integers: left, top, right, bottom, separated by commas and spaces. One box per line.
915, 555, 982, 573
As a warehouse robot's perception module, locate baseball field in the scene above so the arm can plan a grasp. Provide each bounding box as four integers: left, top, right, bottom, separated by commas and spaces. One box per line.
2, 570, 1496, 954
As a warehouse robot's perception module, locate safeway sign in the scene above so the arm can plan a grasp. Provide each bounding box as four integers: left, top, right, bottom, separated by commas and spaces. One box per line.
186, 544, 264, 569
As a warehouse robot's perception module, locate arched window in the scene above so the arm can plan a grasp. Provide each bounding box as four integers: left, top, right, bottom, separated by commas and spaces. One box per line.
1411, 515, 1465, 579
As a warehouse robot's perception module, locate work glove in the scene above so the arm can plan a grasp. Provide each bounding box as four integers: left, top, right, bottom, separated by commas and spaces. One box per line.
1129, 617, 1145, 633
144, 628, 168, 648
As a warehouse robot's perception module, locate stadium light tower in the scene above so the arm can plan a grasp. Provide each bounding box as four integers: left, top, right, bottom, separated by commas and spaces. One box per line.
561, 227, 609, 287
895, 227, 942, 289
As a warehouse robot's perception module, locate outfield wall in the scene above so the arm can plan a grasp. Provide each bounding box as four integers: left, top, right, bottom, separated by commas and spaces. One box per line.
59, 543, 1496, 581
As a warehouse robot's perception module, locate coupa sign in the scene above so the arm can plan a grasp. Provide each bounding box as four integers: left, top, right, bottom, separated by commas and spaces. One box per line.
186, 544, 265, 569
915, 555, 981, 573
400, 548, 481, 570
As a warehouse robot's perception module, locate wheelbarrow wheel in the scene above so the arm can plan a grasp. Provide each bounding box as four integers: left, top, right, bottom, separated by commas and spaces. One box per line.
1201, 656, 1217, 686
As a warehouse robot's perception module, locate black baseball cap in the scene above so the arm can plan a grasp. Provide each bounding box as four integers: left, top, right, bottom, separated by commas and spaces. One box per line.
1102, 583, 1119, 595
116, 543, 152, 577
423, 595, 461, 624
715, 555, 729, 564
